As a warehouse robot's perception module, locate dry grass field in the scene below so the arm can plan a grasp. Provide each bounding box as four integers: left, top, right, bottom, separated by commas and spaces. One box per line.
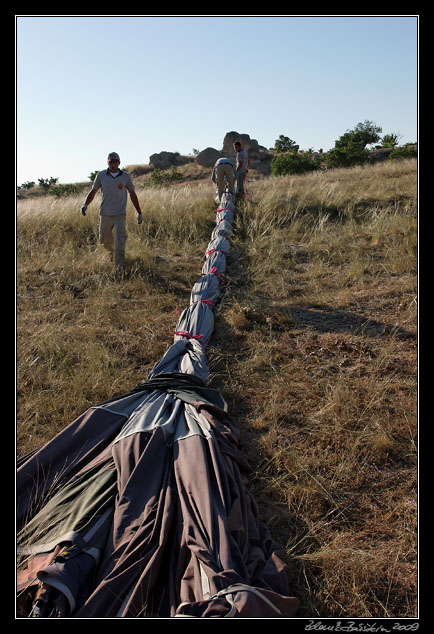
16, 158, 417, 618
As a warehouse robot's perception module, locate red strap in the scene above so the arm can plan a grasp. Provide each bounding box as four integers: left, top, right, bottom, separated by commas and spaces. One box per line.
173, 330, 204, 340
205, 248, 228, 255
176, 298, 213, 313
201, 266, 227, 284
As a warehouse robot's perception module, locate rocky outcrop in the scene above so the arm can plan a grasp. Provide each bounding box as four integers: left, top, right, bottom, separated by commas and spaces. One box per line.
148, 132, 273, 174
195, 132, 273, 169
221, 131, 271, 161
149, 151, 179, 169
196, 147, 222, 167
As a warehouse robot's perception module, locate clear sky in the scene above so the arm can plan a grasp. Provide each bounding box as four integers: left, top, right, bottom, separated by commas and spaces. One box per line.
16, 15, 418, 185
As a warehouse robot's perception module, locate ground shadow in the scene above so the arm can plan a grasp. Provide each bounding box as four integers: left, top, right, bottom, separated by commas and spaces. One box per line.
289, 303, 416, 340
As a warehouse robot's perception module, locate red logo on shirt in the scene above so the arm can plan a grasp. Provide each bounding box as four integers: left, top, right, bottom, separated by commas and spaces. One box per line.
118, 183, 123, 189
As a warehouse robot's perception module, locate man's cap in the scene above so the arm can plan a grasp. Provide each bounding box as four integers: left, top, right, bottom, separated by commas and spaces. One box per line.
107, 152, 120, 161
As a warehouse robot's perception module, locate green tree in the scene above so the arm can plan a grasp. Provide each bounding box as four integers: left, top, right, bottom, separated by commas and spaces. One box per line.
381, 133, 401, 148
334, 120, 382, 149
88, 170, 99, 182
273, 135, 299, 153
325, 121, 382, 169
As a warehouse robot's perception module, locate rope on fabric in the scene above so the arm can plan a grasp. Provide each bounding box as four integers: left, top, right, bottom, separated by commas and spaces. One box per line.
173, 331, 204, 340
171, 188, 234, 342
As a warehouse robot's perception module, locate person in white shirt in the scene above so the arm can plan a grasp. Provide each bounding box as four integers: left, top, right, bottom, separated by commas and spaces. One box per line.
81, 152, 142, 271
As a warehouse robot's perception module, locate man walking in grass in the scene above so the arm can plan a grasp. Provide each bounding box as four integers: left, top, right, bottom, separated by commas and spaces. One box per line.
81, 152, 143, 272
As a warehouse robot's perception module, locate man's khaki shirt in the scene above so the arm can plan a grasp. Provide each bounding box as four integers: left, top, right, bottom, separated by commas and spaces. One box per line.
92, 169, 135, 216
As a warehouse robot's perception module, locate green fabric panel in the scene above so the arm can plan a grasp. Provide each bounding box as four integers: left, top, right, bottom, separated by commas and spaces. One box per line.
100, 372, 228, 412
18, 468, 117, 552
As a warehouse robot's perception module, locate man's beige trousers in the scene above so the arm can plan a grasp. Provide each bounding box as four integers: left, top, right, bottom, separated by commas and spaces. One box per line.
216, 163, 235, 201
99, 214, 127, 268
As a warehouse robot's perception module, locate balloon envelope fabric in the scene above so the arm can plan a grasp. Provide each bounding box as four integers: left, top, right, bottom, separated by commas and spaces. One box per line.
17, 191, 300, 618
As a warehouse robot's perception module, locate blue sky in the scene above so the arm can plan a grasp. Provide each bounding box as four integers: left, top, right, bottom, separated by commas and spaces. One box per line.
16, 15, 418, 185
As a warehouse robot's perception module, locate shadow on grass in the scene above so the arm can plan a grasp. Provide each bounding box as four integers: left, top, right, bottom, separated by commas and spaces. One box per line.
289, 304, 416, 340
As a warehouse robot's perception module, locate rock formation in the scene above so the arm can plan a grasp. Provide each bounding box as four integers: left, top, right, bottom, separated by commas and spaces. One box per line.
221, 131, 270, 161
149, 151, 179, 169
196, 147, 222, 167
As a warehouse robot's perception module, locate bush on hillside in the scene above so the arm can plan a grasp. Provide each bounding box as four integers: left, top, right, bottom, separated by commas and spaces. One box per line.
380, 133, 401, 148
388, 143, 418, 161
271, 150, 323, 176
17, 181, 35, 192
146, 165, 184, 187
325, 141, 370, 169
38, 177, 59, 193
48, 183, 83, 197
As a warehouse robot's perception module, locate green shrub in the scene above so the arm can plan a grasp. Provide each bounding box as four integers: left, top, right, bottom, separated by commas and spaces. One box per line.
17, 181, 35, 192
38, 177, 59, 193
48, 183, 82, 197
325, 141, 370, 169
381, 133, 400, 148
271, 150, 323, 176
388, 143, 418, 161
146, 165, 184, 187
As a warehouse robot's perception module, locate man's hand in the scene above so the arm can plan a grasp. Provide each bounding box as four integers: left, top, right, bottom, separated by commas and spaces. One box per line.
137, 213, 143, 225
81, 204, 87, 216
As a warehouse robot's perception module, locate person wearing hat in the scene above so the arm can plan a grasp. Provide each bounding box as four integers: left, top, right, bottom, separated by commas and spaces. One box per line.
81, 152, 142, 271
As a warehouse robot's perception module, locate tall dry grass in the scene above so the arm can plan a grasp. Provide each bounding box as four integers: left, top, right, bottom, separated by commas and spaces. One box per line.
17, 183, 216, 449
16, 159, 417, 618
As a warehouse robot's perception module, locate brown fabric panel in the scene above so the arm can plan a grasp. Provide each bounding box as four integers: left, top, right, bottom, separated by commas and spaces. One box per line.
174, 434, 235, 603
183, 402, 294, 597
228, 586, 299, 617
175, 585, 300, 618
75, 428, 177, 617
17, 546, 62, 592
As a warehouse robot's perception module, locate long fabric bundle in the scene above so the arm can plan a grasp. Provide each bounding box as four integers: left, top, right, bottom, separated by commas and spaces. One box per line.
17, 192, 300, 618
